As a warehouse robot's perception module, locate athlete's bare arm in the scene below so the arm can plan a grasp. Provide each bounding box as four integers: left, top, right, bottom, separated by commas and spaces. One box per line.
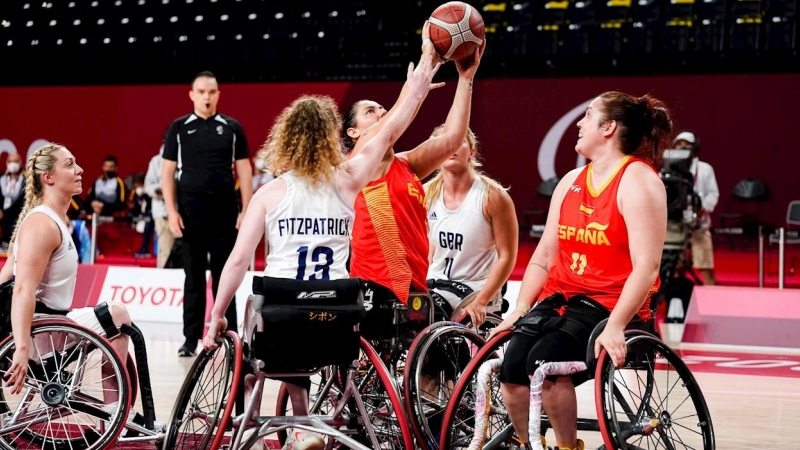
205, 180, 286, 346
473, 188, 518, 307
340, 55, 443, 204
399, 39, 486, 180
350, 22, 444, 160
488, 168, 582, 337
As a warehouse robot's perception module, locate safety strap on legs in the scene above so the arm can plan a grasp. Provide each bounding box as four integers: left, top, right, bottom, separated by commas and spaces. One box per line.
120, 323, 156, 431
93, 303, 120, 339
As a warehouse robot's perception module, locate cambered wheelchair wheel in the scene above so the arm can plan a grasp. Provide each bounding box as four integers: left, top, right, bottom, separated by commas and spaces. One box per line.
163, 330, 242, 450
275, 338, 414, 450
403, 322, 486, 450
0, 319, 131, 450
439, 329, 516, 450
596, 333, 715, 450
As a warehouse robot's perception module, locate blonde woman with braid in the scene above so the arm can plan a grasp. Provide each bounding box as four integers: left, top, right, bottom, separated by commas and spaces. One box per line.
425, 126, 518, 327
0, 144, 153, 428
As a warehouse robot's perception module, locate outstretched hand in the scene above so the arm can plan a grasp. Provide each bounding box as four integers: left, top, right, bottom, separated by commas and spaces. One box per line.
406, 53, 446, 95
455, 37, 487, 79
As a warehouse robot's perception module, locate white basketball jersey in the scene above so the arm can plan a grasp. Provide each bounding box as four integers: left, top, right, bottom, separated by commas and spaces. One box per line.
264, 171, 354, 281
427, 179, 497, 296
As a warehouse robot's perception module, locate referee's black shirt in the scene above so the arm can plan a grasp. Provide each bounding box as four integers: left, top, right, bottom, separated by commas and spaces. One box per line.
163, 112, 249, 199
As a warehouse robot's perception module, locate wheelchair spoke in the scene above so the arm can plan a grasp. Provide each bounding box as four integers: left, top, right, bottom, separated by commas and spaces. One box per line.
602, 335, 713, 450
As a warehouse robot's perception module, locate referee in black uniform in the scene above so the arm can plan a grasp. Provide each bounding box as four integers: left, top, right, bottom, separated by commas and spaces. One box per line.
161, 71, 253, 356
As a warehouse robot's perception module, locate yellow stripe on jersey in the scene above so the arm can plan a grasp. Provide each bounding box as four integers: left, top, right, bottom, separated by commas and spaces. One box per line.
363, 182, 412, 297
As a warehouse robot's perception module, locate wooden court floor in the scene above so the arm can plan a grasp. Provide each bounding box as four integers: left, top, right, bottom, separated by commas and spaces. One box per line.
138, 321, 800, 449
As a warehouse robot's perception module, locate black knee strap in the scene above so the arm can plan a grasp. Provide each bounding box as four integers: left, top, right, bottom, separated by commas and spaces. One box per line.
120, 323, 156, 431
426, 279, 474, 301
93, 303, 120, 338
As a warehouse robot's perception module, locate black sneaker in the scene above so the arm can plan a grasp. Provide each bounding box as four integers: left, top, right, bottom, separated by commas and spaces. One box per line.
178, 339, 197, 357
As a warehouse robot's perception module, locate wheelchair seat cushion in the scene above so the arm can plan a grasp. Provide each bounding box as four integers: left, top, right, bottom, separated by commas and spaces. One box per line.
252, 276, 367, 372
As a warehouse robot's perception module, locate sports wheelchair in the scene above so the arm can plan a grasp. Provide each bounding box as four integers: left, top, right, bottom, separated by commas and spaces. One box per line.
438, 310, 715, 449
164, 276, 415, 450
0, 291, 165, 449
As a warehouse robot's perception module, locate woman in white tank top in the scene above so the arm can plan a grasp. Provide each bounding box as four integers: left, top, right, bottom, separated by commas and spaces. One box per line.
0, 143, 137, 413
424, 126, 519, 326
200, 54, 442, 450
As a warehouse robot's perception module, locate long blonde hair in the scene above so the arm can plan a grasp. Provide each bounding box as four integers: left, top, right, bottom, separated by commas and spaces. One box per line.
258, 95, 344, 186
423, 126, 508, 209
9, 144, 64, 245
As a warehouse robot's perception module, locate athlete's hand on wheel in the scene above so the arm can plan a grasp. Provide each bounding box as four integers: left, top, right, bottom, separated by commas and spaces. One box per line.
202, 317, 228, 351
594, 325, 627, 368
487, 309, 525, 340
465, 301, 487, 328
4, 348, 29, 395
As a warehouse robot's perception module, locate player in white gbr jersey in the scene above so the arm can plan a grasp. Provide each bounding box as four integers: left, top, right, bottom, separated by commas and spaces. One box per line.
201, 54, 442, 450
425, 126, 518, 326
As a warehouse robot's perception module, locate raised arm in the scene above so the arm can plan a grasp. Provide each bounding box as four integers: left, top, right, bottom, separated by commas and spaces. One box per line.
349, 22, 446, 158
339, 54, 443, 202
400, 37, 486, 180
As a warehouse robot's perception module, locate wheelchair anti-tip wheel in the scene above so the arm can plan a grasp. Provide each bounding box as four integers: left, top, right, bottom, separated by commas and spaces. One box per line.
0, 319, 132, 450
163, 330, 242, 450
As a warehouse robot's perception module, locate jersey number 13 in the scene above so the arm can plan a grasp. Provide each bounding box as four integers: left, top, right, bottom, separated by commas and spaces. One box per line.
296, 246, 335, 280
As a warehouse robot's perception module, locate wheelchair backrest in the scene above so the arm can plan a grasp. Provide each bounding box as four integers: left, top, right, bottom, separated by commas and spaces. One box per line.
250, 276, 367, 373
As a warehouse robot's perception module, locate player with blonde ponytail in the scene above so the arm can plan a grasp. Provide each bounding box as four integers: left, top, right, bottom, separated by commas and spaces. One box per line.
424, 125, 518, 326
0, 143, 156, 429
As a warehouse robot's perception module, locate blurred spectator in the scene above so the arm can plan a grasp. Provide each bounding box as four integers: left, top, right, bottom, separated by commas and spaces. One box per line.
129, 173, 154, 258
83, 155, 127, 216
145, 144, 175, 268
0, 153, 25, 252
252, 155, 275, 191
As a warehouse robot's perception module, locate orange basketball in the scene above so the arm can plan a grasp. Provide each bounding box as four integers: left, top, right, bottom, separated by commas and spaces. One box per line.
428, 1, 485, 61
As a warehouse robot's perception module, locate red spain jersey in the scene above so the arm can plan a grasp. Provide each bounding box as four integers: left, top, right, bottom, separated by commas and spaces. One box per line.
350, 157, 429, 304
540, 156, 658, 321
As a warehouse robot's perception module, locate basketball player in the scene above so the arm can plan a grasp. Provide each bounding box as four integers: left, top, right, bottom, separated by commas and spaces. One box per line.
489, 92, 673, 450
342, 22, 485, 336
202, 55, 442, 450
0, 144, 158, 430
424, 126, 518, 326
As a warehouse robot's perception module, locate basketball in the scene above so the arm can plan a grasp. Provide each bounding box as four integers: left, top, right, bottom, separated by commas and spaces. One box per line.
428, 1, 485, 62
